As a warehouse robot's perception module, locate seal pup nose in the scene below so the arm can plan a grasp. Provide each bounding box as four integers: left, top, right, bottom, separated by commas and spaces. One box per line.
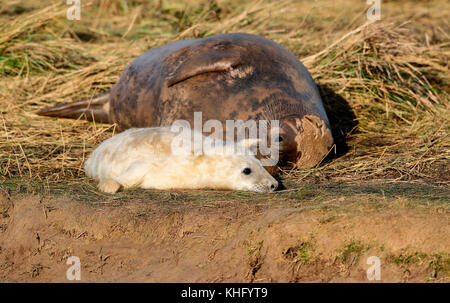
268, 180, 278, 191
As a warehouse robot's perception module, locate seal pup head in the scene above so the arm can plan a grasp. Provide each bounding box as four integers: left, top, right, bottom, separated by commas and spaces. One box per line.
215, 154, 278, 193
196, 138, 278, 192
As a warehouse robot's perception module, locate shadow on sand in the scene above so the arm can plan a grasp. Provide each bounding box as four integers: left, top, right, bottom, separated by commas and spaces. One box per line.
317, 84, 358, 164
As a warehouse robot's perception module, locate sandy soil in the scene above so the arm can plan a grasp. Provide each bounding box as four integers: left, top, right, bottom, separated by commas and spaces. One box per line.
0, 187, 448, 283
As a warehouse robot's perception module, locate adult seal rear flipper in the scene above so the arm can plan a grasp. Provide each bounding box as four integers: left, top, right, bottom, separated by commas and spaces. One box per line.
36, 92, 111, 124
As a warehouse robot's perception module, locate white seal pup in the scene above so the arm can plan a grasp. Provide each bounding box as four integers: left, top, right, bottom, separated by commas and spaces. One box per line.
84, 127, 278, 193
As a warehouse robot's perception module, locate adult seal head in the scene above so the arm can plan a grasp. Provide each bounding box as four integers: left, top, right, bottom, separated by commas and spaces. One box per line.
37, 33, 334, 169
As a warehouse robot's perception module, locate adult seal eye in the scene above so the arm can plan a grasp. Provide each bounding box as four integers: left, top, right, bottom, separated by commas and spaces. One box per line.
278, 136, 284, 142
242, 168, 252, 175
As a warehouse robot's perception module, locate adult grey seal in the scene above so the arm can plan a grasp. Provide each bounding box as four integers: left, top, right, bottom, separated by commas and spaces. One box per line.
37, 33, 334, 169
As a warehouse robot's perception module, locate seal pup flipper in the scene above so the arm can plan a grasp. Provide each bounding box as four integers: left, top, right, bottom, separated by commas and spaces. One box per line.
112, 161, 149, 190
166, 50, 242, 87
36, 92, 110, 123
97, 179, 121, 193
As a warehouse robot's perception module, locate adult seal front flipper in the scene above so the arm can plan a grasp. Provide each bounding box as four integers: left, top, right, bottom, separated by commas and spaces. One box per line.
166, 50, 242, 87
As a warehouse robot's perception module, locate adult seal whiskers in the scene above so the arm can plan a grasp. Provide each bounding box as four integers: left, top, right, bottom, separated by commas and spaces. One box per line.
37, 33, 334, 169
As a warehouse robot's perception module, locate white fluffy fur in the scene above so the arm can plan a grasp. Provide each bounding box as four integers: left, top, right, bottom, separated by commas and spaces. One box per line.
84, 127, 278, 193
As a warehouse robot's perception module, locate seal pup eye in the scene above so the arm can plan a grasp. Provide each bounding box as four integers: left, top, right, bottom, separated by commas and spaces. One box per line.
278, 136, 284, 142
242, 168, 252, 175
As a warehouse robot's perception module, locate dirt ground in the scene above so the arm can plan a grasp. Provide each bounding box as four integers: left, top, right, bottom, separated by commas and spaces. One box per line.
1, 182, 448, 283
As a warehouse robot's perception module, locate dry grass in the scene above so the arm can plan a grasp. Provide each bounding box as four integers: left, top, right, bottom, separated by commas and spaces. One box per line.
0, 0, 449, 187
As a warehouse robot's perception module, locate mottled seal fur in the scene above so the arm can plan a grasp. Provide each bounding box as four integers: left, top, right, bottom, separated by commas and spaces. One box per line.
85, 126, 278, 193
38, 33, 334, 169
